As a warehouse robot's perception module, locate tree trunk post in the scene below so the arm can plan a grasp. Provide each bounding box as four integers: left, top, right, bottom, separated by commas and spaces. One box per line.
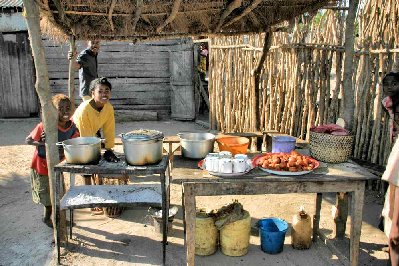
334, 192, 349, 239
68, 35, 76, 110
23, 0, 67, 245
340, 0, 359, 132
254, 28, 272, 131
336, 0, 359, 240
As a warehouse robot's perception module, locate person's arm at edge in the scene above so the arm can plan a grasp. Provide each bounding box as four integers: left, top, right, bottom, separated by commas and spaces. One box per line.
68, 50, 81, 70
26, 123, 45, 146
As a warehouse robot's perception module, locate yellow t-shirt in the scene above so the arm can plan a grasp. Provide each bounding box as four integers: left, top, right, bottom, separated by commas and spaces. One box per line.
72, 100, 115, 149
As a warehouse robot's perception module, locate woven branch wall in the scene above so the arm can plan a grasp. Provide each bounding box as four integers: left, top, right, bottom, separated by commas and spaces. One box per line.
209, 0, 399, 166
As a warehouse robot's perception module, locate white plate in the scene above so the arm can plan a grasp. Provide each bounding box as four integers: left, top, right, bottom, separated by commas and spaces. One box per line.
259, 167, 312, 176
198, 160, 254, 177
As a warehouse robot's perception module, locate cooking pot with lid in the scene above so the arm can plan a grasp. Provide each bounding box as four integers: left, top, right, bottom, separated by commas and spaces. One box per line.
121, 129, 164, 166
57, 137, 101, 164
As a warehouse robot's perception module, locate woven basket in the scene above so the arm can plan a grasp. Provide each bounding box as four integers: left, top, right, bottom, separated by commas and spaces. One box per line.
309, 131, 354, 163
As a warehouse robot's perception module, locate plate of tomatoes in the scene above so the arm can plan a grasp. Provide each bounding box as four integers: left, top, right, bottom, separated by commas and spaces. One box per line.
252, 151, 319, 176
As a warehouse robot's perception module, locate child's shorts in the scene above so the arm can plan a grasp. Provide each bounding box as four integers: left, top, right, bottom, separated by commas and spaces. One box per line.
30, 169, 51, 207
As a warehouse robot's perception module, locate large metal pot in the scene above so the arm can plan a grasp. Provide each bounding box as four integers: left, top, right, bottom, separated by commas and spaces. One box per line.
57, 137, 101, 164
178, 132, 215, 159
121, 129, 164, 166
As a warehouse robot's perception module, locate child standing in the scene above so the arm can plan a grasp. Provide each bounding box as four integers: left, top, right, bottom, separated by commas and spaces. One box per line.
26, 94, 79, 227
382, 72, 399, 144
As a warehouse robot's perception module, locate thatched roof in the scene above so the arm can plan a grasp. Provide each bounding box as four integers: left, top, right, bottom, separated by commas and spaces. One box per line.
37, 0, 334, 41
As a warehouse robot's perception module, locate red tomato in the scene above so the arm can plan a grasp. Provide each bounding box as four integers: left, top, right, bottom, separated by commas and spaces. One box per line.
295, 158, 303, 166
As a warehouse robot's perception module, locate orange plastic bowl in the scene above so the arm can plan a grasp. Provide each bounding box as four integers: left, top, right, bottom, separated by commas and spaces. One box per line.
216, 136, 250, 155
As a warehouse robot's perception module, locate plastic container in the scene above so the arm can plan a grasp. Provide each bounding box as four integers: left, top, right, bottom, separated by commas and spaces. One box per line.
258, 217, 288, 254
272, 136, 296, 153
291, 208, 312, 250
195, 212, 218, 256
220, 210, 251, 256
217, 136, 250, 156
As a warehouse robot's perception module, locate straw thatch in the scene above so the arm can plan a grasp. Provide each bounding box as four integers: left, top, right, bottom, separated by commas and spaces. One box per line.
36, 0, 333, 41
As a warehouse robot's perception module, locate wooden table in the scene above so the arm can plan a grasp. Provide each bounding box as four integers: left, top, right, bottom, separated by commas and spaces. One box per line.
54, 155, 170, 265
171, 155, 376, 266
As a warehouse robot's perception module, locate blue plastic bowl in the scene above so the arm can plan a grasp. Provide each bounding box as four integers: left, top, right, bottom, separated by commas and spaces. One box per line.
272, 136, 296, 153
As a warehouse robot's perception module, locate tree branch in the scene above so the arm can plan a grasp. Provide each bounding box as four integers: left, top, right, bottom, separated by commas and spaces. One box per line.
223, 0, 262, 28
108, 0, 117, 31
132, 0, 143, 32
156, 0, 182, 33
215, 0, 242, 32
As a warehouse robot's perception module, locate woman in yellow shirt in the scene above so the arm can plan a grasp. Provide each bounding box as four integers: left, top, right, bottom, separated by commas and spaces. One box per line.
73, 77, 119, 215
73, 77, 119, 163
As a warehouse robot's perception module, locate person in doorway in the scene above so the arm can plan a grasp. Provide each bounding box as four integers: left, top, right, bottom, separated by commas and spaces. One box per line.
72, 77, 119, 215
26, 94, 80, 227
68, 40, 100, 102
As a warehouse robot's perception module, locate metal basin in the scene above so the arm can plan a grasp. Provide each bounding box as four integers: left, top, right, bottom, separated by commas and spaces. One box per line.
178, 132, 215, 159
57, 137, 101, 164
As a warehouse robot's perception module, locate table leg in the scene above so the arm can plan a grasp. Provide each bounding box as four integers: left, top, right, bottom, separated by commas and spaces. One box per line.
350, 183, 365, 266
335, 192, 349, 239
313, 193, 322, 242
161, 172, 168, 265
69, 209, 73, 239
168, 143, 173, 169
183, 184, 196, 266
55, 171, 61, 264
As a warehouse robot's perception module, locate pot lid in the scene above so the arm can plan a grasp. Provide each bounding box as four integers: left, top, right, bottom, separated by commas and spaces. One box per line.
122, 129, 164, 141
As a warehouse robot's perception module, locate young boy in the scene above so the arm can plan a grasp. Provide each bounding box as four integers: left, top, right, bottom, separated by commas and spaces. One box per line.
26, 94, 80, 227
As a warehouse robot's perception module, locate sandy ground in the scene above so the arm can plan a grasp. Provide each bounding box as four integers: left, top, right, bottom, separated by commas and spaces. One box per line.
0, 118, 390, 266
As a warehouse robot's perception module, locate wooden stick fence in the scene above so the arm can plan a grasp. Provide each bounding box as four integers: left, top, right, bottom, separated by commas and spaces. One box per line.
209, 1, 398, 166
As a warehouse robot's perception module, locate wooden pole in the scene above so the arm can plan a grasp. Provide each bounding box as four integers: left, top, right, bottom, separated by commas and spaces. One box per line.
68, 35, 76, 110
336, 0, 359, 240
23, 0, 66, 244
254, 29, 272, 131
340, 0, 359, 132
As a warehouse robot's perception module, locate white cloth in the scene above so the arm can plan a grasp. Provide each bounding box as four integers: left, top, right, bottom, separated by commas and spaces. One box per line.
382, 138, 399, 237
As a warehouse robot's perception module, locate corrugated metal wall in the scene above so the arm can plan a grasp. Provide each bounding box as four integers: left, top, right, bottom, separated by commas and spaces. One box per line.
0, 32, 38, 118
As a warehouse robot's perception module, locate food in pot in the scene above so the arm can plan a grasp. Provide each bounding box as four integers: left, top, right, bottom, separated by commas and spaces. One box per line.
256, 151, 317, 172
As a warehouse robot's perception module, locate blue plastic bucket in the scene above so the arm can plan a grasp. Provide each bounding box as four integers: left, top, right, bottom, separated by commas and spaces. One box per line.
258, 218, 288, 254
272, 136, 296, 153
